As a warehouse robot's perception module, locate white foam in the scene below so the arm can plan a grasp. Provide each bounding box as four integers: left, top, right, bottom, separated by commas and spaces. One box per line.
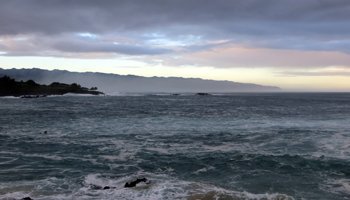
0, 191, 31, 200
0, 96, 20, 99
323, 178, 350, 196
338, 179, 350, 193
192, 166, 216, 175
145, 147, 170, 154
62, 93, 97, 97
315, 131, 350, 160
0, 173, 295, 200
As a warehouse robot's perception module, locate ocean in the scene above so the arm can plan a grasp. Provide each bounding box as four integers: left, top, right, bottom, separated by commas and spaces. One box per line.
0, 93, 349, 200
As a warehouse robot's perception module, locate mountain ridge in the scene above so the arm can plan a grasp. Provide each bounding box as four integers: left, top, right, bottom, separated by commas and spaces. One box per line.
0, 68, 281, 94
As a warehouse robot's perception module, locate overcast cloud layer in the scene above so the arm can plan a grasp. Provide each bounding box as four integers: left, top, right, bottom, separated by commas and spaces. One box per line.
1, 0, 350, 69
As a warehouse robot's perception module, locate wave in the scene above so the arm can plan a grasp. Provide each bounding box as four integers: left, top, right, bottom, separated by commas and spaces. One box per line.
0, 173, 295, 200
0, 96, 20, 99
322, 178, 350, 196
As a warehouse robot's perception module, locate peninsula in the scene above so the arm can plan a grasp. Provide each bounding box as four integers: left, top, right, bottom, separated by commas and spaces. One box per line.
0, 76, 103, 97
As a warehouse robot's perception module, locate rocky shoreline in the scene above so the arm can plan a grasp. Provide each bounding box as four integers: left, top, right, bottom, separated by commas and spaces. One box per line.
0, 76, 104, 97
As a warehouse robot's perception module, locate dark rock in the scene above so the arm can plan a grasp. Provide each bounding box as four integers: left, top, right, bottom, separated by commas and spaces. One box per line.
90, 184, 116, 190
22, 197, 33, 200
124, 178, 148, 188
196, 93, 211, 96
103, 186, 116, 190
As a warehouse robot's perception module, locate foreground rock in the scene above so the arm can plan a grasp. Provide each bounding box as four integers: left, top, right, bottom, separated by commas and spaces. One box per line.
124, 178, 149, 188
89, 177, 150, 191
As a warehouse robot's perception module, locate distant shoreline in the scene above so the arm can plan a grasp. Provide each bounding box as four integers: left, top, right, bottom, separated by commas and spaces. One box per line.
0, 76, 104, 97
1, 92, 349, 99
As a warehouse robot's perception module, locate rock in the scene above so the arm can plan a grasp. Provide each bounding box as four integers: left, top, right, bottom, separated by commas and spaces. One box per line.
103, 186, 116, 190
21, 197, 33, 200
90, 184, 116, 190
124, 178, 148, 188
196, 93, 211, 96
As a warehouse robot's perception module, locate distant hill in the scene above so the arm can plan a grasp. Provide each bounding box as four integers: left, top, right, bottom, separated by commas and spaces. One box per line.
0, 68, 280, 94
0, 75, 103, 97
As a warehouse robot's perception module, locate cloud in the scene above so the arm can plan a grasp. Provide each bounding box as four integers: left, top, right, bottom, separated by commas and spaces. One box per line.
1, 0, 350, 36
52, 39, 173, 55
1, 0, 350, 65
162, 45, 350, 68
0, 33, 174, 56
281, 71, 350, 76
278, 67, 350, 76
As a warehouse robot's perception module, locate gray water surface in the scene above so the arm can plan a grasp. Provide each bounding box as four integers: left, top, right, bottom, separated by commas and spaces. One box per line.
0, 94, 350, 199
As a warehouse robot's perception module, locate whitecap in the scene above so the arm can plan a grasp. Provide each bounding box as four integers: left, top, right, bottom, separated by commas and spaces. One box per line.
0, 172, 296, 200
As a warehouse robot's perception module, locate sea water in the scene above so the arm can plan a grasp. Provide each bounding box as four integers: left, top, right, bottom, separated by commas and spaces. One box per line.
0, 93, 350, 200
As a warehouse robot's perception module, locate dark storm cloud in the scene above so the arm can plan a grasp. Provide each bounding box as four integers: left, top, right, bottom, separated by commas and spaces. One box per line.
1, 0, 350, 55
1, 0, 350, 36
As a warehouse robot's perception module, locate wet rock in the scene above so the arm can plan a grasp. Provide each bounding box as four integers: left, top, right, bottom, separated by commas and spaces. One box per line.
103, 186, 116, 190
124, 178, 148, 188
21, 197, 33, 200
90, 184, 116, 190
196, 93, 211, 96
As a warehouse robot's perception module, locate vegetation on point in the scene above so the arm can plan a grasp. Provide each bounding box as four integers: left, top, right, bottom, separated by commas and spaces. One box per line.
0, 76, 103, 96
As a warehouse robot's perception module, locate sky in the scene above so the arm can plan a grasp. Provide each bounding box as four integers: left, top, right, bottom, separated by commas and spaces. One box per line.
0, 0, 350, 91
